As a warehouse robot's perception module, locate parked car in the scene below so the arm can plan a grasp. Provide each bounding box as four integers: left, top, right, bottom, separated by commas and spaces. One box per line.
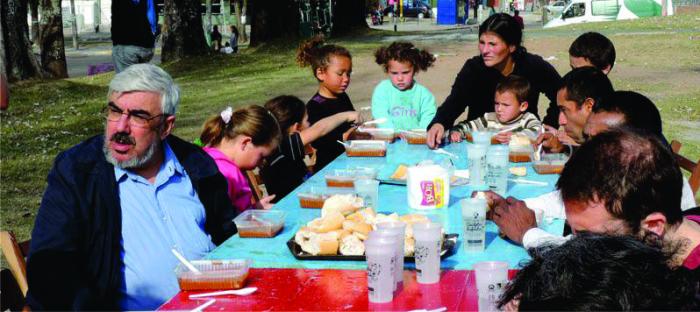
384, 2, 432, 18
545, 0, 567, 15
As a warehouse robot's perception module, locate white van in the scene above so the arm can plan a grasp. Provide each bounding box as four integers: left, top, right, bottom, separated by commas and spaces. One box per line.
544, 0, 674, 28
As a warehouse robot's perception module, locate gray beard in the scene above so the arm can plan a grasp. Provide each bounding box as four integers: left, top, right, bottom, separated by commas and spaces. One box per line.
103, 137, 160, 170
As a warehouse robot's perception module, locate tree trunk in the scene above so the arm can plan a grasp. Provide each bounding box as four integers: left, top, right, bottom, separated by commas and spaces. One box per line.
241, 0, 248, 42
332, 0, 368, 36
39, 0, 68, 78
233, 0, 247, 43
205, 0, 212, 46
248, 0, 298, 47
161, 0, 209, 63
222, 0, 230, 35
94, 0, 101, 32
29, 0, 40, 43
2, 0, 44, 81
69, 0, 79, 49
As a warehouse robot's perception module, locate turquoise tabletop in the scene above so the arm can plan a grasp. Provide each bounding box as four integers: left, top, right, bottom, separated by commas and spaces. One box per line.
207, 139, 564, 270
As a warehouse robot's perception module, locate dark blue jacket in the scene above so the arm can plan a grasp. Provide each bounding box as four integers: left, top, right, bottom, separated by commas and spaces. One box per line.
25, 135, 237, 310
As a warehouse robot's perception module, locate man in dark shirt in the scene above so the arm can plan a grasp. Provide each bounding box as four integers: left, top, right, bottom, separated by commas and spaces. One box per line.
111, 0, 157, 72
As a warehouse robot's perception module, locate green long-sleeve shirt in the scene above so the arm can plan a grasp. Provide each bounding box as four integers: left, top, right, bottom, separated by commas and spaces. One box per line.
371, 79, 436, 131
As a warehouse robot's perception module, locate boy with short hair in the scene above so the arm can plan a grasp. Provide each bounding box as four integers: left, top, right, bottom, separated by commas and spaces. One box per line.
569, 32, 616, 74
449, 75, 542, 144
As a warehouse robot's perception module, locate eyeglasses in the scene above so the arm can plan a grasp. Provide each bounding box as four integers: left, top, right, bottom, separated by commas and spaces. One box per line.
103, 102, 165, 128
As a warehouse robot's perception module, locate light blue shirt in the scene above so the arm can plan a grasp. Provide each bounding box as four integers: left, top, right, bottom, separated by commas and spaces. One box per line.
116, 142, 215, 310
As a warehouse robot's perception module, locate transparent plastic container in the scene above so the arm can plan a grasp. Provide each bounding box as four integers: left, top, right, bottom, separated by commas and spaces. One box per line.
297, 186, 355, 208
509, 135, 534, 163
403, 129, 428, 145
465, 130, 499, 145
345, 140, 387, 157
233, 210, 286, 238
325, 168, 378, 188
176, 259, 251, 290
532, 153, 568, 174
357, 127, 396, 142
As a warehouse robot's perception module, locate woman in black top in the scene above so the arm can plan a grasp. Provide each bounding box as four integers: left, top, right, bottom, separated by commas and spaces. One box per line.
425, 13, 561, 148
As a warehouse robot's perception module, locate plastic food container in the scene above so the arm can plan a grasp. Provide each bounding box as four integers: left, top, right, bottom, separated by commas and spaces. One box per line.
297, 186, 355, 208
234, 210, 286, 238
325, 169, 357, 188
532, 153, 568, 174
509, 141, 534, 163
345, 140, 387, 157
357, 127, 396, 142
176, 259, 251, 290
325, 168, 378, 188
403, 129, 427, 145
465, 132, 499, 144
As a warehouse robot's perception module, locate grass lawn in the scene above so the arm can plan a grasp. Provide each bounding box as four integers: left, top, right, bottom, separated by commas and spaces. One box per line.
2, 10, 699, 242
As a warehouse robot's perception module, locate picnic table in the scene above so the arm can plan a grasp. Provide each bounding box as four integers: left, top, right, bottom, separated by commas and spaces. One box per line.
159, 139, 564, 310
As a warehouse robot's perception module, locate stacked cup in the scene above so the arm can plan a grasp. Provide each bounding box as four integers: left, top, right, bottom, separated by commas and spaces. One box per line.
468, 130, 492, 188
375, 221, 407, 291
413, 222, 443, 284
485, 145, 509, 196
365, 234, 397, 303
461, 197, 487, 252
474, 261, 509, 311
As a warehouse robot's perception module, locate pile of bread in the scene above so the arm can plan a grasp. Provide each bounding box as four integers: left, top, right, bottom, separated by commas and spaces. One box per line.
294, 194, 432, 256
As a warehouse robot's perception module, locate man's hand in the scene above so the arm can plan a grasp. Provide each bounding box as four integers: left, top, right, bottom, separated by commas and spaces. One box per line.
426, 124, 445, 149
256, 194, 276, 210
555, 131, 580, 147
470, 190, 504, 220
535, 125, 565, 153
491, 197, 536, 245
449, 131, 463, 143
494, 131, 512, 144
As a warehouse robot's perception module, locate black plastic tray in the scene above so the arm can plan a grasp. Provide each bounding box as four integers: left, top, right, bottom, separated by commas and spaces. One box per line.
287, 233, 458, 261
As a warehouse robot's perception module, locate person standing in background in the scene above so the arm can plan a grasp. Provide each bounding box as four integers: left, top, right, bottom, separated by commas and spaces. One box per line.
111, 0, 157, 73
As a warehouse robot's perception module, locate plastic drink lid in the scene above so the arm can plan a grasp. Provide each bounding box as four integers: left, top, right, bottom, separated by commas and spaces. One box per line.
375, 221, 406, 232
413, 222, 443, 241
489, 144, 510, 155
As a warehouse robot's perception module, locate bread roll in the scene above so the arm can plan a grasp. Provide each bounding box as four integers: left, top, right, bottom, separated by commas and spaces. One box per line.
308, 211, 344, 233
399, 214, 430, 225
339, 235, 365, 256
509, 167, 527, 177
343, 220, 372, 237
322, 194, 364, 218
404, 237, 415, 257
346, 211, 365, 223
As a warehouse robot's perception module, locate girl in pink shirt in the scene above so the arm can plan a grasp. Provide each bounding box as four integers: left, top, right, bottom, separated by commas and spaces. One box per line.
200, 105, 281, 212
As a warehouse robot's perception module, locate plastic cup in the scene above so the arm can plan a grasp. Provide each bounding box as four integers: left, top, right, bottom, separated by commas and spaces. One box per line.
413, 222, 443, 284
375, 221, 407, 290
473, 261, 509, 303
472, 130, 493, 145
533, 208, 544, 228
355, 179, 380, 209
461, 198, 487, 252
485, 145, 509, 195
467, 143, 488, 186
365, 236, 396, 303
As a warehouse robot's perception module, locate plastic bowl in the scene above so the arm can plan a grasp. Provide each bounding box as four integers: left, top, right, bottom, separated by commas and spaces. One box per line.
532, 153, 568, 174
234, 210, 286, 238
176, 259, 251, 290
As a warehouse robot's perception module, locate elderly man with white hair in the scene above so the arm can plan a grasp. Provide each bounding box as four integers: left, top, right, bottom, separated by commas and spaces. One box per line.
25, 64, 237, 310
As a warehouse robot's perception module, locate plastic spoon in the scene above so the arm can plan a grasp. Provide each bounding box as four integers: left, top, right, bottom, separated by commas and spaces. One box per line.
190, 299, 215, 312
534, 125, 545, 161
361, 117, 387, 126
171, 249, 201, 275
336, 140, 350, 148
189, 287, 258, 299
434, 148, 459, 159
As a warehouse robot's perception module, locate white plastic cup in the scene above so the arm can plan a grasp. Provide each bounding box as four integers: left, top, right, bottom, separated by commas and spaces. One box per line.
375, 221, 407, 290
472, 130, 493, 145
485, 145, 509, 195
473, 261, 509, 303
461, 198, 487, 252
355, 178, 380, 209
467, 143, 488, 186
365, 236, 396, 303
412, 222, 443, 284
